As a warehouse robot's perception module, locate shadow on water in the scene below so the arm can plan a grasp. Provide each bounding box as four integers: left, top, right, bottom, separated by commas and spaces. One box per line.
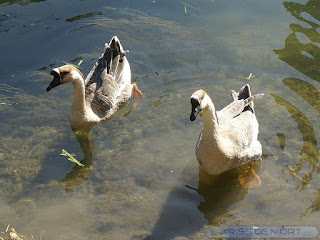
149, 163, 260, 239
273, 0, 320, 219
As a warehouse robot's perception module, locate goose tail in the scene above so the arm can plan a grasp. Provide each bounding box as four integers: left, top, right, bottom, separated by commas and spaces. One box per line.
85, 36, 129, 85
238, 84, 251, 100
108, 36, 130, 82
85, 36, 132, 120
237, 84, 264, 113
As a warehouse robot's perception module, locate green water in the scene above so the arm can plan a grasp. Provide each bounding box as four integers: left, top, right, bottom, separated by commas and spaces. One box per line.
0, 0, 320, 239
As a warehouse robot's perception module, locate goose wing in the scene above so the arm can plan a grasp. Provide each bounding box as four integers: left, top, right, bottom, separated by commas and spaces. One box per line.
85, 36, 131, 119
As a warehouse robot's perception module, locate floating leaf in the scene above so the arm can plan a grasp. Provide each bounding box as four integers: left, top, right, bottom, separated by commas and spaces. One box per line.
245, 73, 255, 80
61, 61, 81, 69
60, 149, 84, 167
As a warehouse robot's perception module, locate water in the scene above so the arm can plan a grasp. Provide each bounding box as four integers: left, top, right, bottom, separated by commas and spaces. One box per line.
0, 0, 319, 239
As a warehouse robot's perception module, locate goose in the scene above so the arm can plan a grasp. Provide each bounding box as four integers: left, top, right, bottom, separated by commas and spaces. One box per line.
190, 84, 264, 188
46, 36, 142, 129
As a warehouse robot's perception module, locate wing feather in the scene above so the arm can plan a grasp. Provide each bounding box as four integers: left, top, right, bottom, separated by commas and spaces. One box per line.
85, 37, 131, 119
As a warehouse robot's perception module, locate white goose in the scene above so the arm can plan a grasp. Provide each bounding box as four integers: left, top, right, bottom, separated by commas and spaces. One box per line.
190, 84, 264, 188
46, 36, 142, 129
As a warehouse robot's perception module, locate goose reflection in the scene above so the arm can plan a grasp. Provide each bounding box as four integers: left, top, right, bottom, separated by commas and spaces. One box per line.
149, 163, 260, 239
59, 128, 94, 192
273, 0, 320, 219
196, 164, 260, 225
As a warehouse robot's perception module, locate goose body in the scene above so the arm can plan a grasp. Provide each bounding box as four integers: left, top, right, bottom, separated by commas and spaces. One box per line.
46, 36, 141, 129
190, 84, 264, 175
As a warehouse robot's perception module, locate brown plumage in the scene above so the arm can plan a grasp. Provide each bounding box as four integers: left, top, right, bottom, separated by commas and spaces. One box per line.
47, 36, 142, 129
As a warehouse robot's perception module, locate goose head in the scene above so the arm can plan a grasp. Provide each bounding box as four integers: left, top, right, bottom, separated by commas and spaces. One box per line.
46, 65, 84, 92
190, 89, 213, 121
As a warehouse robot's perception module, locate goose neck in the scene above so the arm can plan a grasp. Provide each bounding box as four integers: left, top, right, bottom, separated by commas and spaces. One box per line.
202, 100, 219, 132
71, 76, 87, 116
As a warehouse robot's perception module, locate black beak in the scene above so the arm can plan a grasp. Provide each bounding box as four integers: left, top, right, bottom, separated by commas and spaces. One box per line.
190, 98, 201, 121
46, 69, 62, 92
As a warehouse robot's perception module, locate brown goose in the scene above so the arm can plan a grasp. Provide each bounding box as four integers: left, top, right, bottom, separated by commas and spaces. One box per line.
47, 36, 142, 129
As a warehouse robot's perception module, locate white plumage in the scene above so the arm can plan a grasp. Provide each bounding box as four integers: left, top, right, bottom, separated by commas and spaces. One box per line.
190, 84, 264, 175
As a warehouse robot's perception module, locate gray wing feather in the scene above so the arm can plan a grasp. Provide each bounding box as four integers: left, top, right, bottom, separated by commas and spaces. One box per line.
85, 37, 130, 119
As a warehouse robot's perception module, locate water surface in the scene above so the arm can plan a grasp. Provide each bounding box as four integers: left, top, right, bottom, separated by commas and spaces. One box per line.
0, 0, 320, 239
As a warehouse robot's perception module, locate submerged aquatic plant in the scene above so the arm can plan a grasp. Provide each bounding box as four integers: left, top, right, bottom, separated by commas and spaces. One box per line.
60, 149, 84, 167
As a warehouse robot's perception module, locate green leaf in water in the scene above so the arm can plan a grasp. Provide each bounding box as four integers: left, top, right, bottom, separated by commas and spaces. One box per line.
245, 73, 255, 80
60, 149, 84, 167
61, 61, 81, 69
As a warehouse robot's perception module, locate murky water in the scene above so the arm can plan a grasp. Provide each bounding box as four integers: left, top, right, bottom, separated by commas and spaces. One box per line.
0, 0, 320, 239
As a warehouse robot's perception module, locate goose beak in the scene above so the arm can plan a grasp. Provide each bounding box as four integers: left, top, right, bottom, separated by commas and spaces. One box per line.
190, 98, 201, 121
47, 68, 62, 92
190, 106, 201, 121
